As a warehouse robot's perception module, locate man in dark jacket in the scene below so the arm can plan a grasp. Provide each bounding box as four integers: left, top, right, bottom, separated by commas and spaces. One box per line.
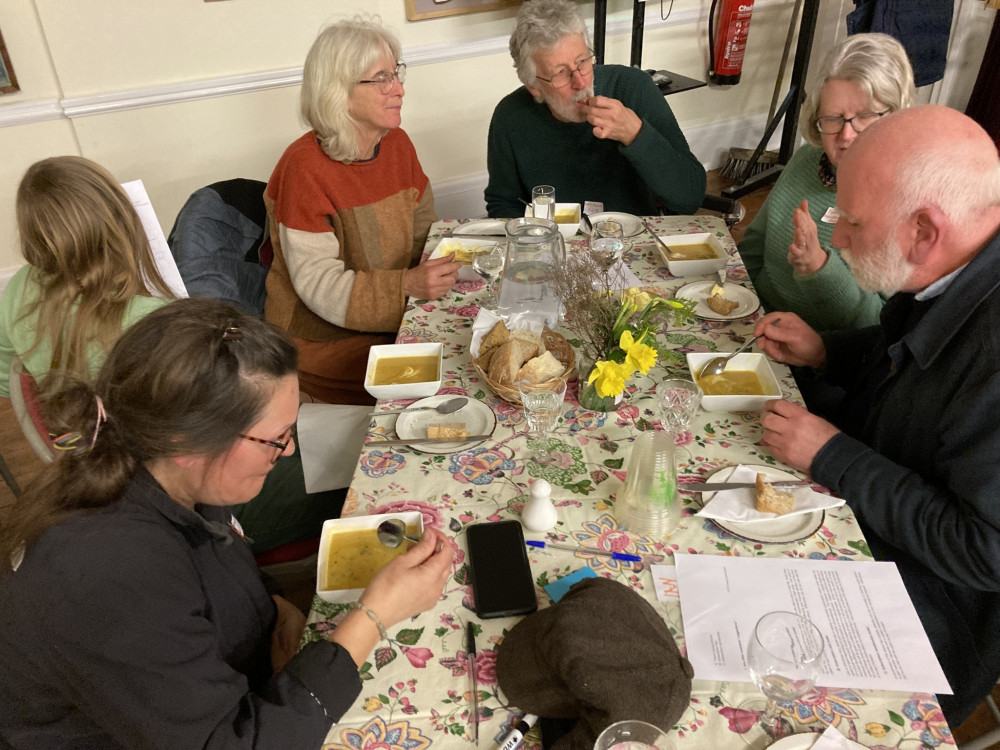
751, 104, 1000, 727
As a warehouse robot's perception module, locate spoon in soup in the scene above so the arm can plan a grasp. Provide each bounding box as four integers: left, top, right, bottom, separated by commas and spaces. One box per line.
697, 318, 781, 380
376, 519, 422, 548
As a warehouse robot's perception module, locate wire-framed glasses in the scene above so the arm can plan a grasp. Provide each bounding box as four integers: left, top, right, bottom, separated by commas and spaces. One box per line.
535, 54, 595, 88
240, 426, 295, 464
358, 62, 407, 94
815, 110, 889, 135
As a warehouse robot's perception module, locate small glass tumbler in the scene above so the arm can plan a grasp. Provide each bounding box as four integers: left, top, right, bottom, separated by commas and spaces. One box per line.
593, 719, 676, 750
531, 185, 555, 220
518, 378, 567, 464
655, 379, 702, 436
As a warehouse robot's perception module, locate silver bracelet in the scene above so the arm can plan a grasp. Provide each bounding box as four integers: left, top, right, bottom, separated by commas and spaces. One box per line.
351, 601, 388, 640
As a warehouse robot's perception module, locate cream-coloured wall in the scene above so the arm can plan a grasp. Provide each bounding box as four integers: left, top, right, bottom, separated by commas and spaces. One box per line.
0, 0, 989, 277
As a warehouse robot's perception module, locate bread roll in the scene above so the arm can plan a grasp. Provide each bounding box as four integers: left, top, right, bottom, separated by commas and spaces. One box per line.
487, 339, 537, 385
516, 351, 565, 384
754, 473, 796, 515
509, 329, 543, 359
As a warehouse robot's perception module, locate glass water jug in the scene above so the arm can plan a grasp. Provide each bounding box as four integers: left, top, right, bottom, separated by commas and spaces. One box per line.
497, 217, 566, 326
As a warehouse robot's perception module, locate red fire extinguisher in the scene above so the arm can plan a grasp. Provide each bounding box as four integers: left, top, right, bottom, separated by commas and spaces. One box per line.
709, 0, 756, 85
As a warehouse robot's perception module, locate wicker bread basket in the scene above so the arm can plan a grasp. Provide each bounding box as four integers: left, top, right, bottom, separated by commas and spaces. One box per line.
473, 327, 576, 406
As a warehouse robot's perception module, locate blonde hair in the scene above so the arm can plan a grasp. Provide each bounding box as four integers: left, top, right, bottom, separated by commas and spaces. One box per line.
300, 17, 402, 163
801, 33, 916, 148
509, 0, 591, 86
15, 156, 175, 386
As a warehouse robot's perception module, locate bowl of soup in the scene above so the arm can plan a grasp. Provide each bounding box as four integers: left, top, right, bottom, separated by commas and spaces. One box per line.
316, 511, 424, 603
525, 202, 582, 239
658, 232, 727, 277
364, 342, 443, 401
685, 352, 782, 412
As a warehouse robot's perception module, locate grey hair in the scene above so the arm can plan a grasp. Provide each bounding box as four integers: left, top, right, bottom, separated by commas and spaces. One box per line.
801, 33, 916, 148
509, 0, 591, 86
300, 16, 402, 163
890, 140, 1000, 229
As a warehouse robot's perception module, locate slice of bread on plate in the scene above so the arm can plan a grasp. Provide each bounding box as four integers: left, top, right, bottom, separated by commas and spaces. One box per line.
428, 423, 469, 440
755, 473, 796, 515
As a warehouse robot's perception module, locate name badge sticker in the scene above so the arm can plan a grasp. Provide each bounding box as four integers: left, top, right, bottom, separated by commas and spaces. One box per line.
821, 207, 840, 224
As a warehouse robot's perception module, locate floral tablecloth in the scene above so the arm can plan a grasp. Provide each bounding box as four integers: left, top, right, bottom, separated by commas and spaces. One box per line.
305, 216, 951, 750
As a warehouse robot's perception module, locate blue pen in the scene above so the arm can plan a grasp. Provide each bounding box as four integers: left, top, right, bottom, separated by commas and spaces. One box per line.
525, 540, 642, 562
498, 713, 539, 750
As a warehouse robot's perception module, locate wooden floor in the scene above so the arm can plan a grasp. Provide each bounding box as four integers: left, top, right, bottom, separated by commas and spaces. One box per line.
0, 169, 996, 745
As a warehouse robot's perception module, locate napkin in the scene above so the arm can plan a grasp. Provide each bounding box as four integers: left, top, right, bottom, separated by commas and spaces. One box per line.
696, 465, 845, 523
470, 308, 546, 357
811, 725, 860, 750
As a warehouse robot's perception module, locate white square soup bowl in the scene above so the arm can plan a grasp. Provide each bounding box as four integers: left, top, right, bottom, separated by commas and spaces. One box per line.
316, 512, 424, 603
525, 202, 582, 239
686, 352, 782, 412
364, 342, 443, 401
658, 232, 728, 277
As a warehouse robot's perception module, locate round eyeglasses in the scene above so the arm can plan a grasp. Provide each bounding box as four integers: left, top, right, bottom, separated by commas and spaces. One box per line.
535, 54, 595, 89
240, 426, 295, 464
358, 62, 407, 94
815, 110, 889, 135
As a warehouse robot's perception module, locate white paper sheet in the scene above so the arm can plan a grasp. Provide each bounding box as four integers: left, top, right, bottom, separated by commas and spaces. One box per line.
121, 179, 188, 299
674, 554, 951, 694
297, 403, 370, 494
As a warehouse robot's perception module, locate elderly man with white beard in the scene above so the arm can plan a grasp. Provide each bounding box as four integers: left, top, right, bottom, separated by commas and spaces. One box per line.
752, 104, 1000, 726
484, 0, 705, 219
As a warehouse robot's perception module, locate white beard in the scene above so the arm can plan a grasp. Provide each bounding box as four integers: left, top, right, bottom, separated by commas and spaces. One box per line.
841, 234, 916, 296
542, 86, 593, 123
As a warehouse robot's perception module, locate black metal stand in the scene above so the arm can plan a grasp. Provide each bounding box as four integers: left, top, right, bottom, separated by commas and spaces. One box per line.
721, 0, 820, 199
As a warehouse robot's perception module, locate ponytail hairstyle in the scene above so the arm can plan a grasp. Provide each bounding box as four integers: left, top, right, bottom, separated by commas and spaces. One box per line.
15, 156, 176, 388
0, 298, 297, 572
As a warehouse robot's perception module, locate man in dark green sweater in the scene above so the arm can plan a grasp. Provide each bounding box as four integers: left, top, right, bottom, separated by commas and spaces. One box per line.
485, 0, 706, 219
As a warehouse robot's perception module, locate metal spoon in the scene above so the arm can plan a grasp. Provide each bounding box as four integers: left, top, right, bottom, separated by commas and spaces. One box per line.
698, 335, 763, 380
376, 518, 422, 548
369, 396, 467, 417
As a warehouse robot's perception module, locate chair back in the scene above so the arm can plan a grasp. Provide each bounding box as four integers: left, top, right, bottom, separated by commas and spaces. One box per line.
9, 357, 55, 464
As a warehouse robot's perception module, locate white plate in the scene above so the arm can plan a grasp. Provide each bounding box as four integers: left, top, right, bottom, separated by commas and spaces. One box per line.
770, 733, 866, 750
580, 211, 644, 238
676, 280, 761, 320
702, 464, 824, 544
429, 236, 502, 264
395, 395, 497, 454
444, 219, 507, 236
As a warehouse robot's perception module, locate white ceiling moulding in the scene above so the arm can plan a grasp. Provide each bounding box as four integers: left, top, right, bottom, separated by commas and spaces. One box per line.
0, 98, 62, 127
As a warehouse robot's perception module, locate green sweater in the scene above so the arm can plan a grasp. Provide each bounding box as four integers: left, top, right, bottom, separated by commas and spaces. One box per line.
485, 65, 706, 218
739, 145, 885, 331
0, 265, 168, 397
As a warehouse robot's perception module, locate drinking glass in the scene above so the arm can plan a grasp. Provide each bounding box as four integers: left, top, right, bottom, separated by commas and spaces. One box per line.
518, 378, 567, 464
531, 185, 556, 220
472, 244, 505, 311
655, 379, 702, 436
590, 219, 626, 271
594, 720, 675, 750
746, 611, 824, 741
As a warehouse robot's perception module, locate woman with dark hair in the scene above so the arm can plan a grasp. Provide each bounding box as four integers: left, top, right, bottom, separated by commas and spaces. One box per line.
0, 297, 452, 749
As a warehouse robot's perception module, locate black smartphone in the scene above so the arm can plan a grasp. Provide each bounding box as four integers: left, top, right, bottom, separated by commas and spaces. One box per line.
466, 520, 538, 619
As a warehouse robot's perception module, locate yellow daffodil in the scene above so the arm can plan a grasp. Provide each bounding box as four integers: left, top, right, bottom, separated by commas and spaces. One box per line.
587, 360, 629, 398
622, 287, 654, 313
619, 330, 657, 375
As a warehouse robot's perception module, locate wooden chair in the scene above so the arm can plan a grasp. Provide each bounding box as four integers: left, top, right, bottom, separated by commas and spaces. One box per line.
9, 357, 54, 464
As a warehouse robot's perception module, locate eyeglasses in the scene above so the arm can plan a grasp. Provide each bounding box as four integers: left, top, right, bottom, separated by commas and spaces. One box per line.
357, 62, 407, 94
240, 426, 295, 464
815, 110, 889, 135
535, 54, 595, 89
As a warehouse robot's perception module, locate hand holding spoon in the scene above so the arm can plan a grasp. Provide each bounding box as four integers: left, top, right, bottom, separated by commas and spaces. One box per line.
698, 318, 782, 379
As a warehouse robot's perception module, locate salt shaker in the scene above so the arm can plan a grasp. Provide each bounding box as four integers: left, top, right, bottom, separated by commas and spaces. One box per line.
522, 479, 558, 531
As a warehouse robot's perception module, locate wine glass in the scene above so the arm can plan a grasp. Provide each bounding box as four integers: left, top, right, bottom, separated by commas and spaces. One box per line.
472, 244, 505, 312
517, 378, 567, 464
745, 611, 824, 742
655, 379, 702, 436
590, 220, 626, 271
593, 720, 675, 750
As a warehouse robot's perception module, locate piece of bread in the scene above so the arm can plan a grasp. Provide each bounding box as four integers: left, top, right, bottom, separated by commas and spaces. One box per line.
755, 473, 796, 515
428, 423, 468, 439
479, 321, 511, 356
509, 329, 544, 359
474, 347, 497, 373
487, 339, 538, 385
706, 294, 739, 315
516, 351, 565, 384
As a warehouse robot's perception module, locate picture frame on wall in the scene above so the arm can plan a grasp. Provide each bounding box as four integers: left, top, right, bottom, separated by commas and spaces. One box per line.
0, 25, 19, 95
405, 0, 521, 22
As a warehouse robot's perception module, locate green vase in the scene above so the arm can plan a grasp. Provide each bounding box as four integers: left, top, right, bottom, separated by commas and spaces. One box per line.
578, 379, 623, 412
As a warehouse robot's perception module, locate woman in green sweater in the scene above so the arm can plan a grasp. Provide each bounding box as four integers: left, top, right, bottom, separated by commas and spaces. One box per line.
739, 34, 915, 332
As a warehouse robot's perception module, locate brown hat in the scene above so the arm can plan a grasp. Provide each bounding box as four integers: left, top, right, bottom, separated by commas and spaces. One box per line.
495, 577, 694, 750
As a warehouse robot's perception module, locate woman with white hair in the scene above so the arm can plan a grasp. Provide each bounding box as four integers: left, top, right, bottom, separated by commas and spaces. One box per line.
740, 33, 916, 331
265, 17, 458, 405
